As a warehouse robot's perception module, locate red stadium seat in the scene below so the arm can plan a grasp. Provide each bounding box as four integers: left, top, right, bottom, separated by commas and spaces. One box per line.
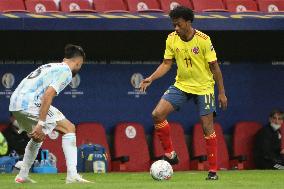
159, 0, 193, 13
0, 124, 8, 132
113, 122, 151, 171
192, 123, 230, 170
232, 121, 262, 169
125, 0, 164, 13
152, 122, 190, 171
191, 0, 228, 12
25, 0, 59, 13
93, 0, 129, 13
258, 0, 284, 13
0, 0, 29, 13
60, 0, 96, 13
42, 134, 66, 172
76, 122, 111, 171
226, 0, 258, 12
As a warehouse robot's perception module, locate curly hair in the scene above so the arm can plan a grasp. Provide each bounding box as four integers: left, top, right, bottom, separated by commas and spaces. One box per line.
169, 6, 194, 23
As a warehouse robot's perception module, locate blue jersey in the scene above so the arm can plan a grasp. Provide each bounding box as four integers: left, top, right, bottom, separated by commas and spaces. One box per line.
9, 62, 72, 111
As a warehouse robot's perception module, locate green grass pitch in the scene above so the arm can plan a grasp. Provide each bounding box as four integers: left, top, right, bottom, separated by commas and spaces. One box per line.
0, 171, 283, 189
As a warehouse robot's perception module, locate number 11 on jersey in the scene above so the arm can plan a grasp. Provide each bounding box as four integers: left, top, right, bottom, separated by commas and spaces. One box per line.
184, 58, 192, 68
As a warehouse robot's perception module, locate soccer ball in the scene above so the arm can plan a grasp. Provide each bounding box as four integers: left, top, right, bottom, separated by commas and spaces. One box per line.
150, 160, 173, 181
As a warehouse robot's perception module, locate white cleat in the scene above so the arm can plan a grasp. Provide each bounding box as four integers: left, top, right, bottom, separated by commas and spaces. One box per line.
66, 174, 93, 184
15, 175, 37, 184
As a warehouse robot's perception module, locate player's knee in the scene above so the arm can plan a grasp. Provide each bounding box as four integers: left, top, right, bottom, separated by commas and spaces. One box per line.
202, 124, 214, 136
66, 123, 76, 133
32, 136, 45, 143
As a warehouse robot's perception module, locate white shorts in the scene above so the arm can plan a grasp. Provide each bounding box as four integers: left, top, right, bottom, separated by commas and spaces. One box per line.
11, 105, 65, 135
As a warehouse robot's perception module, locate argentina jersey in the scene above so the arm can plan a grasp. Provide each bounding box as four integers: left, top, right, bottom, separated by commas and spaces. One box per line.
9, 63, 72, 111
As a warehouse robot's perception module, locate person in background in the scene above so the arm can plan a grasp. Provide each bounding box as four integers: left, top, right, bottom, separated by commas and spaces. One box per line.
2, 113, 30, 156
254, 109, 284, 169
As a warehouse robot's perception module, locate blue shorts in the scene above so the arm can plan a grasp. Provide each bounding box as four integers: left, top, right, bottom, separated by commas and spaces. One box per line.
162, 85, 216, 116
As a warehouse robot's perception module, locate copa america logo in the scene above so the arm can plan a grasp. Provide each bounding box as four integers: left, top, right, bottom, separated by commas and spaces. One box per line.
69, 74, 81, 89
131, 73, 143, 89
2, 73, 15, 89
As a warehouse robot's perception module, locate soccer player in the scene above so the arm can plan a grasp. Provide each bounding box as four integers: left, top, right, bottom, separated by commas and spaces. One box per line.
9, 44, 92, 184
140, 6, 227, 180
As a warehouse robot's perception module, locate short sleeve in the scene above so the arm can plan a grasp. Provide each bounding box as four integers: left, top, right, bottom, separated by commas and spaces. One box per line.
204, 37, 217, 63
49, 69, 72, 95
164, 35, 175, 60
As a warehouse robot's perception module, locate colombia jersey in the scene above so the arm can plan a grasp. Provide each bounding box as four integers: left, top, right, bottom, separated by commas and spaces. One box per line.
164, 30, 217, 95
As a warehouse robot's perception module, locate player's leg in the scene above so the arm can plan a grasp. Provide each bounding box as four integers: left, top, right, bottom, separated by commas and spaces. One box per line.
54, 115, 91, 183
201, 113, 218, 180
152, 99, 175, 159
153, 85, 187, 164
196, 93, 218, 180
12, 111, 41, 184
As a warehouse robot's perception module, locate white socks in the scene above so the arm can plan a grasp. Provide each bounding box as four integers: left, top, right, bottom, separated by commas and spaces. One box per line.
62, 133, 78, 178
19, 139, 42, 178
19, 133, 78, 178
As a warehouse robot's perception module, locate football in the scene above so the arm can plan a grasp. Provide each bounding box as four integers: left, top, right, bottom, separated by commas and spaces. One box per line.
150, 160, 173, 181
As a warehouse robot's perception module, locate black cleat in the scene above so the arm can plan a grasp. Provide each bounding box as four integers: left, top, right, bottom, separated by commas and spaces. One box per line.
206, 172, 219, 180
162, 152, 179, 165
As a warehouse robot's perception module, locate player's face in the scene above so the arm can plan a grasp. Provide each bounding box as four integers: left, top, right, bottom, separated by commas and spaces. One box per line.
72, 57, 84, 77
172, 18, 191, 39
270, 113, 284, 126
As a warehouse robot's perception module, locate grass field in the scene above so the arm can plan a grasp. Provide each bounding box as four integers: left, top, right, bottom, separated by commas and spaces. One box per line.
0, 171, 284, 189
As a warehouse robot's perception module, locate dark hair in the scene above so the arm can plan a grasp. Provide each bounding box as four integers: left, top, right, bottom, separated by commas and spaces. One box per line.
169, 6, 194, 23
64, 44, 86, 61
269, 109, 284, 118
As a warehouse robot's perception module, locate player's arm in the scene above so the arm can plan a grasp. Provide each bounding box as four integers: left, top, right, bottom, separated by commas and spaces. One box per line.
204, 36, 227, 110
140, 34, 175, 92
140, 59, 173, 92
30, 87, 56, 142
39, 87, 57, 122
209, 62, 227, 110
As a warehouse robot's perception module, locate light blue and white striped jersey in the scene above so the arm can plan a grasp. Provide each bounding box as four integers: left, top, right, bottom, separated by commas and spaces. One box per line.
9, 62, 72, 111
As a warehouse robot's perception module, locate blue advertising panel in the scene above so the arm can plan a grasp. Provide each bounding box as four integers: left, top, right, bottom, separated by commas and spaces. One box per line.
0, 63, 284, 134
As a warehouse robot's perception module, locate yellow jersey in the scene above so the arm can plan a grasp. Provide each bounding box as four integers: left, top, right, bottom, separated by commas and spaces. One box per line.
164, 30, 217, 95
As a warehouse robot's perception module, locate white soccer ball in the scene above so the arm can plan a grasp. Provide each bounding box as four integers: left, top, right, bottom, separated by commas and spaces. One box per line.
150, 160, 173, 181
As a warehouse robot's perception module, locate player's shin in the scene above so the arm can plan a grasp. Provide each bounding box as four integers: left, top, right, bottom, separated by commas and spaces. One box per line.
19, 139, 42, 178
62, 133, 78, 177
155, 120, 174, 154
205, 132, 218, 172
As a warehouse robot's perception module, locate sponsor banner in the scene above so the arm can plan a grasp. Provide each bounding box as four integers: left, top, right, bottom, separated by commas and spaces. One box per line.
0, 63, 284, 134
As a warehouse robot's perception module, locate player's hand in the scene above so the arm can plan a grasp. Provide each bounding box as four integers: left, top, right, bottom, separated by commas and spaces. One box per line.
281, 149, 284, 155
218, 93, 227, 111
29, 124, 46, 142
139, 77, 153, 92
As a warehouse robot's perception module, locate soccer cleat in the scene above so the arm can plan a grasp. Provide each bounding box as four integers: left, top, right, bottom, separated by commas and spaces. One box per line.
162, 151, 179, 165
66, 174, 93, 184
206, 171, 219, 180
15, 175, 37, 184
